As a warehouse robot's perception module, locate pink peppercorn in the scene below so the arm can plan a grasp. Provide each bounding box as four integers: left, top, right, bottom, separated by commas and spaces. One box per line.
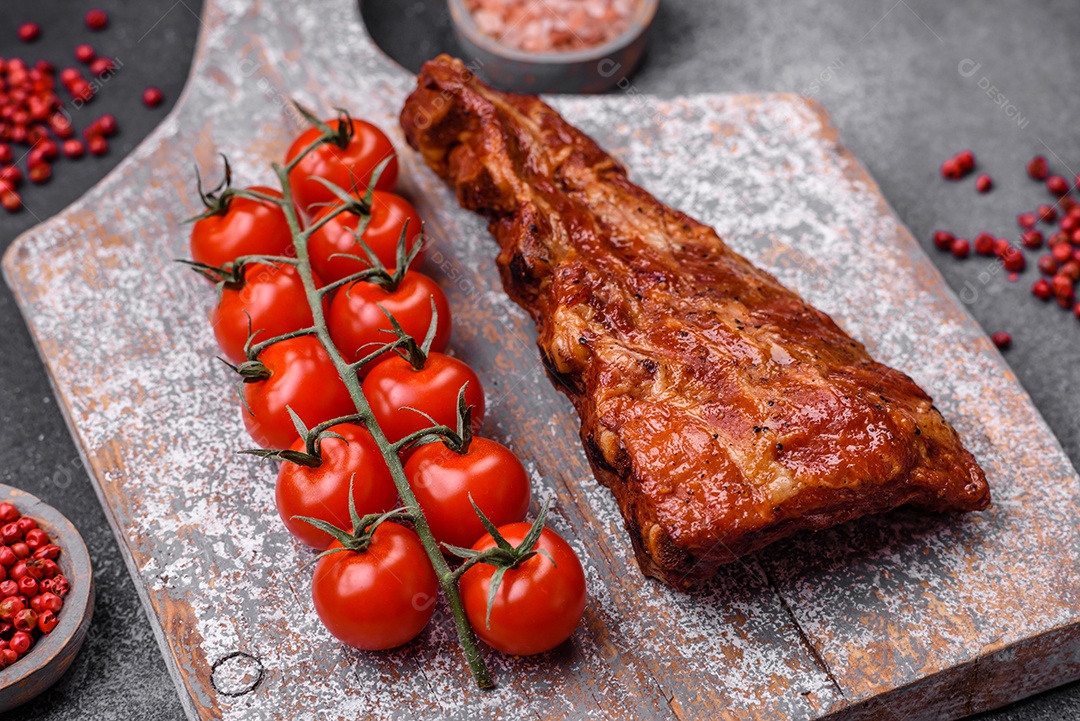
932, 230, 955, 251
17, 23, 41, 43
85, 9, 109, 31
1047, 175, 1071, 196
142, 87, 164, 108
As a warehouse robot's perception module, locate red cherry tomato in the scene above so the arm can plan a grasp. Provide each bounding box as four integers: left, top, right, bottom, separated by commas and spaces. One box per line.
212, 263, 326, 364
275, 424, 398, 550
312, 521, 437, 650
362, 353, 484, 443
308, 192, 423, 284
286, 118, 398, 216
327, 272, 451, 370
189, 186, 293, 268
241, 336, 354, 449
404, 438, 530, 548
459, 523, 586, 656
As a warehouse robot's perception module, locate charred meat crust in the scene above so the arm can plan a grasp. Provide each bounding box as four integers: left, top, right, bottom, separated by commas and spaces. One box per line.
401, 56, 990, 589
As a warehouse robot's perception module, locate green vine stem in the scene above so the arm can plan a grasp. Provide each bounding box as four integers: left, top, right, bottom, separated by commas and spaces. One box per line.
241, 150, 494, 688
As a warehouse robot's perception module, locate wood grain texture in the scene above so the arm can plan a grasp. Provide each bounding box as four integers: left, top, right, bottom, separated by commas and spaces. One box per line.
2, 1, 1078, 719
0, 484, 94, 713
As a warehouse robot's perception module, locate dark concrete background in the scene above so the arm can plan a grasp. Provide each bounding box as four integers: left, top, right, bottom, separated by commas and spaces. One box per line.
0, 2, 201, 720
0, 0, 1077, 718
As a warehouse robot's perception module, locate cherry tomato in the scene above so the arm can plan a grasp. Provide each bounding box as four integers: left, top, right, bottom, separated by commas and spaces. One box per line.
312, 521, 437, 650
286, 118, 398, 216
276, 424, 398, 549
212, 263, 326, 364
242, 336, 354, 449
308, 192, 423, 284
404, 438, 530, 548
327, 272, 451, 370
189, 186, 293, 268
362, 353, 484, 443
459, 523, 586, 656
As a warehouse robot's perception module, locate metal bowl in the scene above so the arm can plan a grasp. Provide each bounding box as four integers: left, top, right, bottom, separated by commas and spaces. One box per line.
0, 484, 94, 713
448, 0, 658, 94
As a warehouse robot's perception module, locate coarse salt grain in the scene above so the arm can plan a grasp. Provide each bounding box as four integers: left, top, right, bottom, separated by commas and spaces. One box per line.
464, 0, 637, 53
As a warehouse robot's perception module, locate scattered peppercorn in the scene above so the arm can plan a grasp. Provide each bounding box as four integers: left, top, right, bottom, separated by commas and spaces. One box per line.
935, 152, 1080, 335
16, 23, 41, 43
0, 18, 123, 213
951, 238, 971, 259
87, 135, 108, 157
1027, 156, 1049, 181
1052, 243, 1073, 264
991, 332, 1012, 350
92, 113, 117, 136
142, 86, 164, 108
62, 138, 85, 159
1052, 274, 1075, 308
85, 9, 109, 31
0, 191, 21, 213
59, 67, 81, 85
1, 166, 23, 187
973, 232, 996, 256
89, 57, 114, 77
932, 230, 955, 251
1038, 255, 1059, 276
27, 162, 51, 184
941, 158, 962, 180
1047, 175, 1071, 196
69, 79, 93, 103
1021, 230, 1044, 250
956, 150, 975, 174
74, 44, 96, 64
1002, 246, 1026, 272
941, 150, 975, 181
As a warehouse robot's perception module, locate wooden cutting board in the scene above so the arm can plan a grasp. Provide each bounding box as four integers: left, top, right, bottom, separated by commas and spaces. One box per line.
4, 1, 1079, 718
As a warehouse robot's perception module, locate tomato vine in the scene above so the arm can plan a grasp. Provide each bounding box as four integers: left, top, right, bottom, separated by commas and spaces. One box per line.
220, 125, 496, 688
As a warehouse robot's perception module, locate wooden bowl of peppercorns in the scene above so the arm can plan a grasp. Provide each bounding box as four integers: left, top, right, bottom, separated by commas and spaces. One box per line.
0, 483, 94, 712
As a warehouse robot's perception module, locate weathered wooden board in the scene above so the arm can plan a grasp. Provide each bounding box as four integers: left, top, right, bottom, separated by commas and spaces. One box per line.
3, 1, 1079, 719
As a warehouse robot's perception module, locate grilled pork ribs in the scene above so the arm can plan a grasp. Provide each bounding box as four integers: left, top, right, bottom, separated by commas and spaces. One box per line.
401, 56, 990, 588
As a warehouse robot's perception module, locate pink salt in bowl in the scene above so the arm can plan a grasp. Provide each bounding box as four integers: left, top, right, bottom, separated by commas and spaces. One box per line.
448, 0, 659, 94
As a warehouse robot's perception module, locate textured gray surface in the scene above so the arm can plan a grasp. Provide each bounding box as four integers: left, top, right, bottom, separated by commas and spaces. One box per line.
0, 0, 1075, 719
